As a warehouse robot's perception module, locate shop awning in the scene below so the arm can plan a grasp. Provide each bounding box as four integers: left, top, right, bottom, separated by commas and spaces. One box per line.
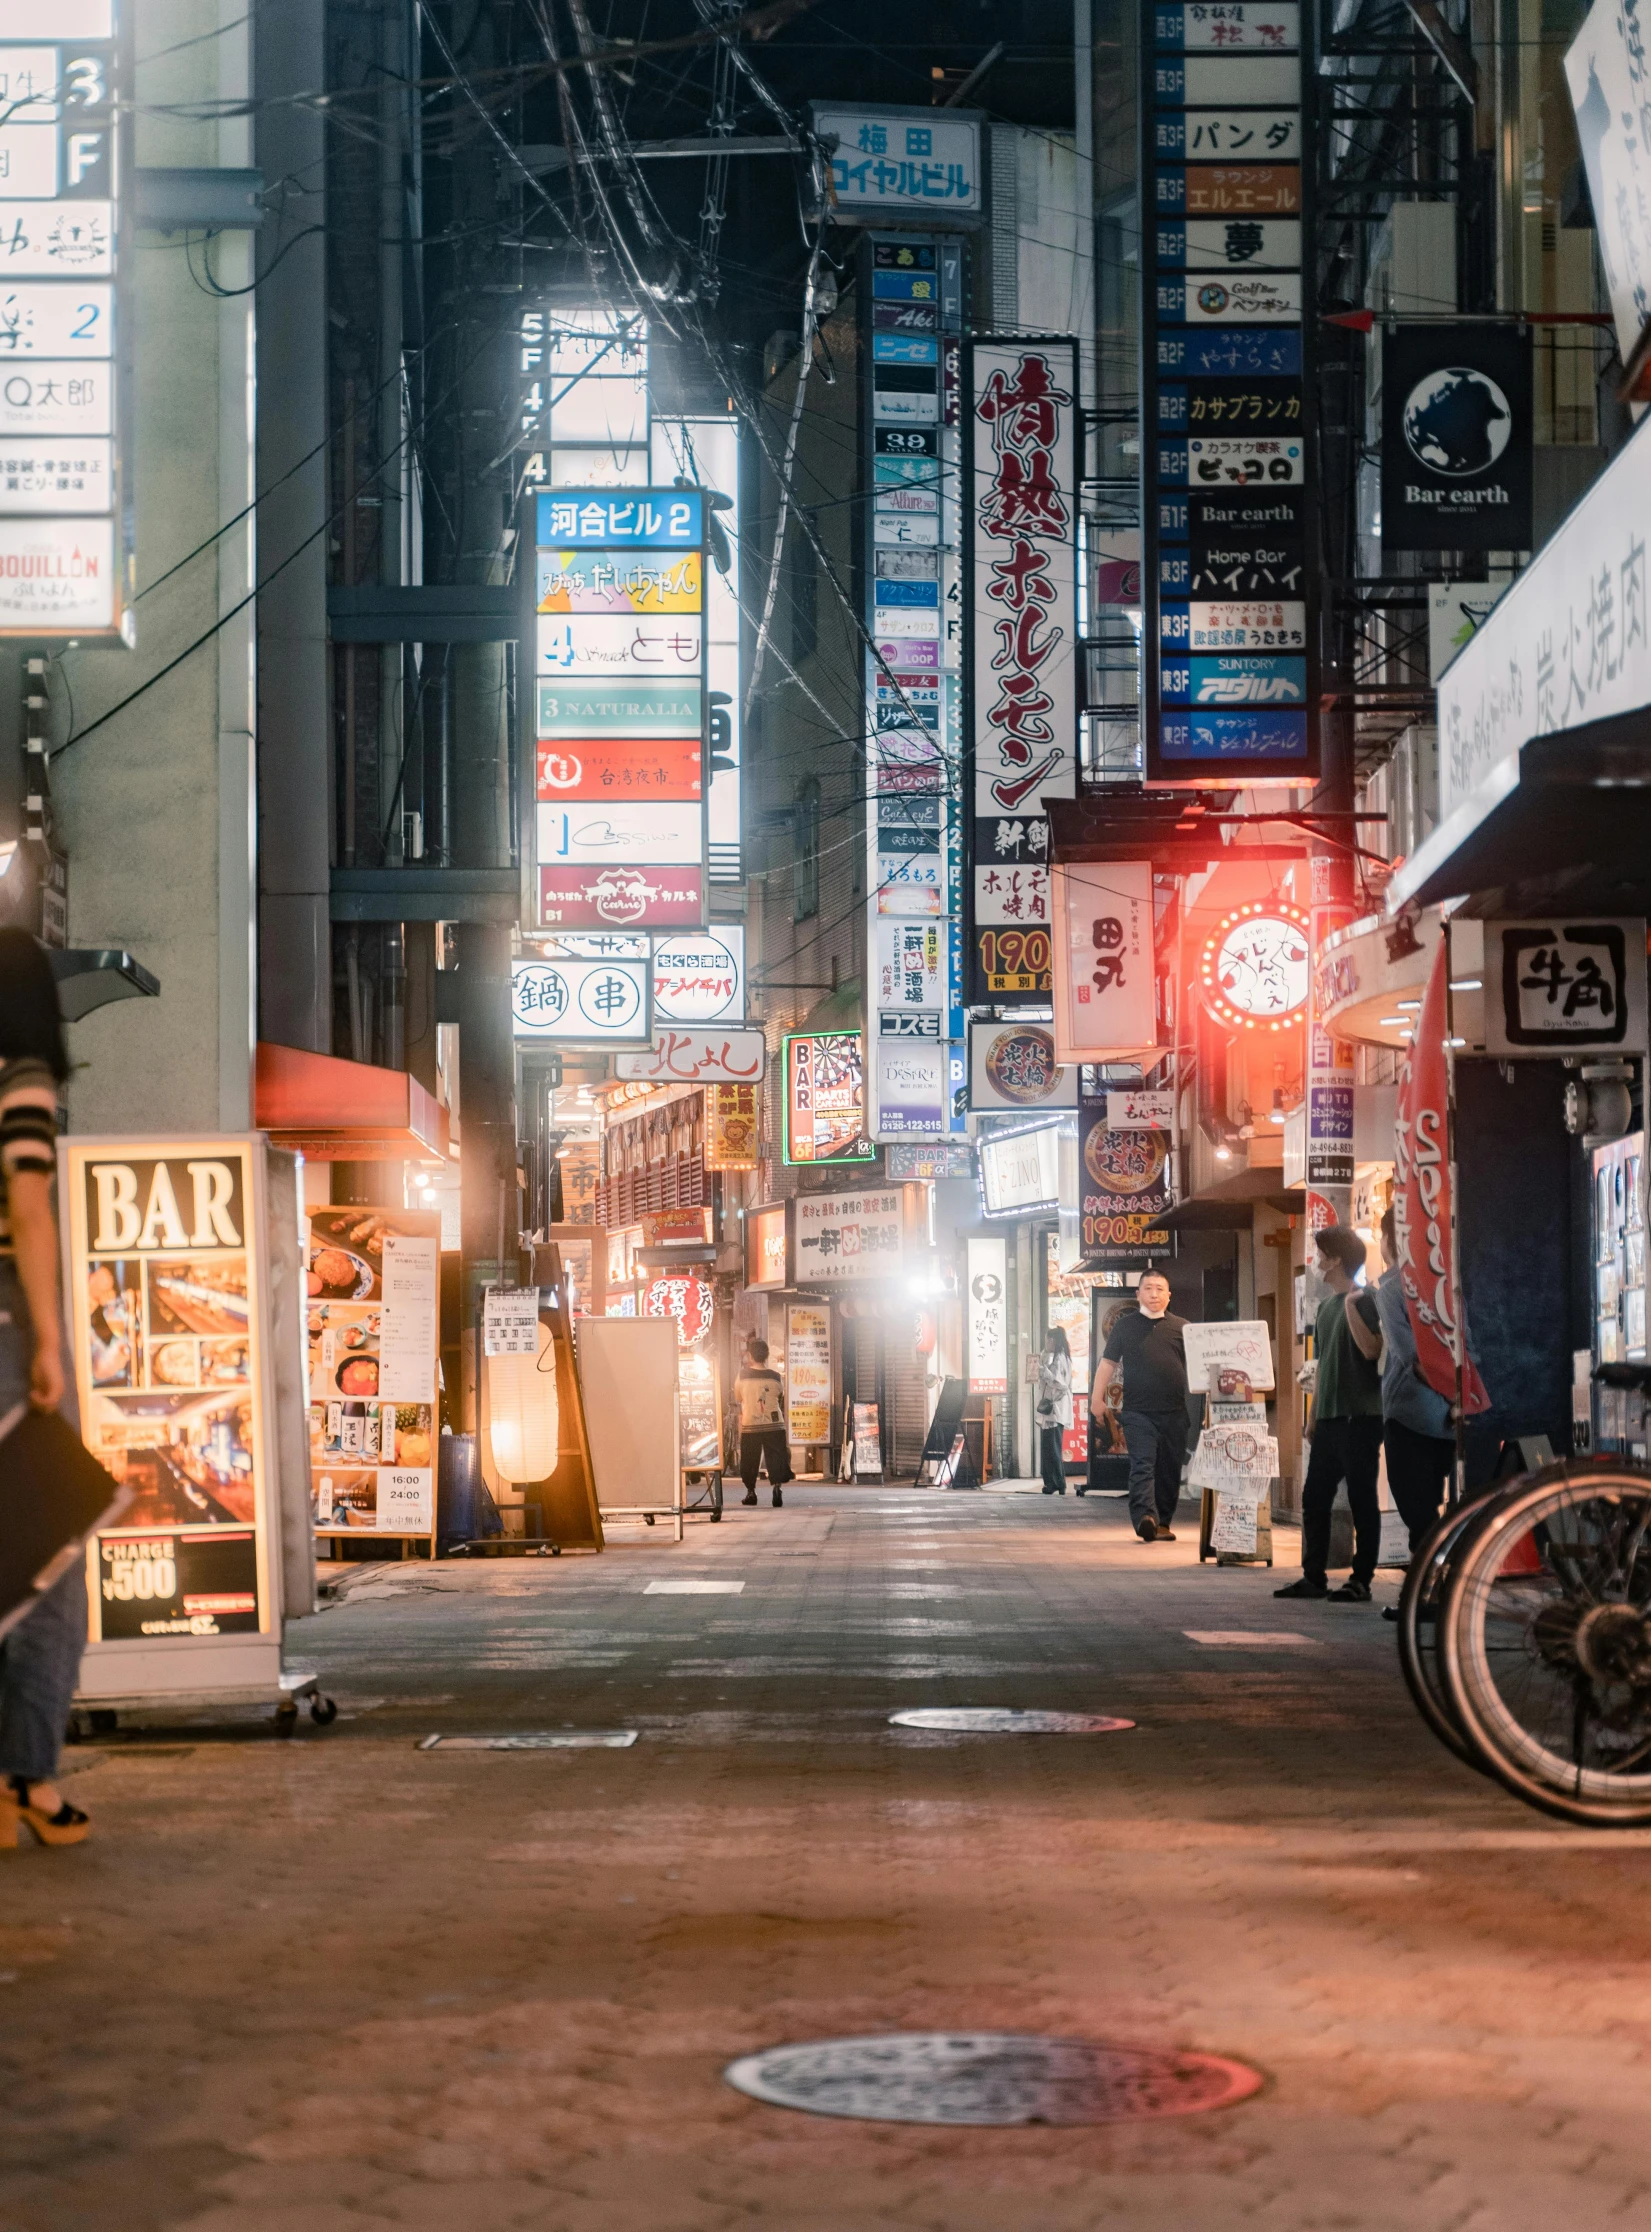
254, 1041, 448, 1162
1390, 712, 1651, 917
1160, 1165, 1300, 1229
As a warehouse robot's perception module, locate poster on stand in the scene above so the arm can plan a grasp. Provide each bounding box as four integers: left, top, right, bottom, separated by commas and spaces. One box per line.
786, 1305, 833, 1442
306, 1207, 441, 1538
64, 1139, 277, 1650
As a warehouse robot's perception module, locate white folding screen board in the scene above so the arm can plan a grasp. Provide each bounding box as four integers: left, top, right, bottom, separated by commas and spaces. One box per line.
574, 1317, 680, 1511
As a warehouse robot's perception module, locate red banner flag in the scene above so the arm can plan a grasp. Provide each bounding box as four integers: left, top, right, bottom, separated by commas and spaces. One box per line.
1392, 936, 1491, 1414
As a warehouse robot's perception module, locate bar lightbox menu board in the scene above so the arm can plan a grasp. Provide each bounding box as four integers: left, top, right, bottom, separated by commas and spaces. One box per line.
1144, 1, 1317, 785
305, 1206, 440, 1537
64, 1138, 274, 1646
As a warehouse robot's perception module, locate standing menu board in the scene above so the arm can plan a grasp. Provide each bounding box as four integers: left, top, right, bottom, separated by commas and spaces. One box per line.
64, 1137, 279, 1663
786, 1304, 832, 1443
306, 1207, 440, 1538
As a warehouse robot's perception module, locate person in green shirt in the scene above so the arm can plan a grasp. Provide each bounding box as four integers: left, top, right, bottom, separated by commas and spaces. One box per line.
1275, 1224, 1384, 1603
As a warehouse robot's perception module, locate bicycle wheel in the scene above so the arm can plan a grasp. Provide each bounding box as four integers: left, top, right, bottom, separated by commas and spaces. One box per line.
1397, 1495, 1502, 1772
1439, 1462, 1651, 1826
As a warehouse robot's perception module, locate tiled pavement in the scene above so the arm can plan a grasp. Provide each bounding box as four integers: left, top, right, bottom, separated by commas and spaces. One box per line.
7, 1486, 1651, 2230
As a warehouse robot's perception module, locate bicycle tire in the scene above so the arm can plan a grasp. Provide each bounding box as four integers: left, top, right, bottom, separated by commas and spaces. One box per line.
1439, 1461, 1651, 1827
1396, 1494, 1501, 1772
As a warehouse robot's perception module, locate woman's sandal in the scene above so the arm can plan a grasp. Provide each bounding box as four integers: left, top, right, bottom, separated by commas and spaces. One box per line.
4, 1775, 89, 1849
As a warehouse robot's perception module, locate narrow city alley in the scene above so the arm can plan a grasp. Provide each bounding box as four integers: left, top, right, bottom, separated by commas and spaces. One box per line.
7, 1489, 1651, 2232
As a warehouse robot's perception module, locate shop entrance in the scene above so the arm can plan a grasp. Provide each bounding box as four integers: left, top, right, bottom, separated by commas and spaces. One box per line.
840, 1312, 932, 1480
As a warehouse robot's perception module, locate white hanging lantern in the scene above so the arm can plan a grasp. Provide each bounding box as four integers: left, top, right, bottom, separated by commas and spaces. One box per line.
488, 1330, 560, 1484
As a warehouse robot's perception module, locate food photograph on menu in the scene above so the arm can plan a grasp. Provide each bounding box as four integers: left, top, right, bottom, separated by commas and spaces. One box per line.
305, 1206, 441, 1536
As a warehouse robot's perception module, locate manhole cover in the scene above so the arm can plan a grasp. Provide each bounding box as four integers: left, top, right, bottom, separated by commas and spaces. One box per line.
417, 1731, 638, 1750
889, 1708, 1134, 1735
724, 2032, 1262, 2125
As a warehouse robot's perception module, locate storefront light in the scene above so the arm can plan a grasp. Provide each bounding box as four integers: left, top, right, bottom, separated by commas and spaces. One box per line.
489, 1341, 560, 1484
1448, 978, 1482, 992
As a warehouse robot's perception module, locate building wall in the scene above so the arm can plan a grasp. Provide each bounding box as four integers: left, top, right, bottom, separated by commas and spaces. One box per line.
54, 0, 256, 1135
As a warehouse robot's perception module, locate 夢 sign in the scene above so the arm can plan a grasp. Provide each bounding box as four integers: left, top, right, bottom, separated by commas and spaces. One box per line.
965, 1234, 1008, 1393
784, 1032, 876, 1164
1381, 325, 1532, 555
794, 1188, 904, 1283
809, 102, 983, 223
1050, 859, 1158, 1064
968, 336, 1079, 1006
511, 955, 652, 1046
1484, 918, 1648, 1053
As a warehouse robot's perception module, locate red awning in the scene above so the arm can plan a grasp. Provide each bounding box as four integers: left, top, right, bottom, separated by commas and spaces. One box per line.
254, 1042, 448, 1162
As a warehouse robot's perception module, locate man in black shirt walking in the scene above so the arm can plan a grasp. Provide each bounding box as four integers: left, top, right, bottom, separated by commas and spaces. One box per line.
1091, 1271, 1189, 1542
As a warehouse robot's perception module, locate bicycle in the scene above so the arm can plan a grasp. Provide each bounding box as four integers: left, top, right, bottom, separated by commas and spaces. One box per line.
1398, 1366, 1651, 1825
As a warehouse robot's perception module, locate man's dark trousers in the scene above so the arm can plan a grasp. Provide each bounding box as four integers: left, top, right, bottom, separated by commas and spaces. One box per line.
1301, 1414, 1384, 1585
739, 1430, 793, 1493
1121, 1406, 1188, 1532
1384, 1417, 1453, 1551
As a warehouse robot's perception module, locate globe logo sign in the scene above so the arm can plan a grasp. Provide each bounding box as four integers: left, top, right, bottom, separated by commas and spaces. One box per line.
1401, 366, 1512, 476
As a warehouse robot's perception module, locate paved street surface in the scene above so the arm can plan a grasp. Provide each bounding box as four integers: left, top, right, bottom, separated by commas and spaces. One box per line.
7, 1486, 1651, 2231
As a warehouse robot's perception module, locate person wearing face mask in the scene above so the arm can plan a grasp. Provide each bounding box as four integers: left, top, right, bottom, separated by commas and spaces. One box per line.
1275, 1223, 1384, 1603
1089, 1269, 1188, 1542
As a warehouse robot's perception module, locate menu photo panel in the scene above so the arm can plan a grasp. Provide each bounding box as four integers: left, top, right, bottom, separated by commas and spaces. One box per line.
64, 1137, 276, 1647
305, 1206, 441, 1538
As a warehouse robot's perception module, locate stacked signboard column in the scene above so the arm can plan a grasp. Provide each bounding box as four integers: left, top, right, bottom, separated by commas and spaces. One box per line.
863, 236, 967, 1142
0, 6, 129, 642
1143, 0, 1317, 787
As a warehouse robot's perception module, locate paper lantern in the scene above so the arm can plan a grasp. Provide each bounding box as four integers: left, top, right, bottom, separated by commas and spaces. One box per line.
489, 1332, 560, 1483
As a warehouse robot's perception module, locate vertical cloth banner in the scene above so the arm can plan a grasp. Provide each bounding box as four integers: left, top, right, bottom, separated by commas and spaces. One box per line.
1393, 938, 1490, 1413
966, 1234, 1009, 1393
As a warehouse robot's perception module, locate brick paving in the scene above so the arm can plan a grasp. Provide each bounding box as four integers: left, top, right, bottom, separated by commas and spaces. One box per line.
7, 1487, 1651, 2230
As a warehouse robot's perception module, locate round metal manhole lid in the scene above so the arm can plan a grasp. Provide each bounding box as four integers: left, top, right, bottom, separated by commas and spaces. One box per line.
724, 2032, 1262, 2126
889, 1707, 1135, 1734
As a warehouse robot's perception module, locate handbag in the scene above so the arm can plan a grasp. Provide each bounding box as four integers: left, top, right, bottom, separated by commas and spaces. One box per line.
0, 1401, 132, 1645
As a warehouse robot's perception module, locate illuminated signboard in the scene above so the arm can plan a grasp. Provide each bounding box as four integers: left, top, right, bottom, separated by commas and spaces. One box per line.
510, 954, 652, 1046
783, 1031, 876, 1165
0, 4, 129, 639
531, 484, 706, 932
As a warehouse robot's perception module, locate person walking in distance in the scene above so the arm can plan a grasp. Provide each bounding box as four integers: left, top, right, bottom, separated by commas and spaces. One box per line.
1276, 1224, 1384, 1603
734, 1338, 792, 1508
0, 930, 92, 1849
1090, 1270, 1188, 1542
1346, 1205, 1456, 1622
1036, 1325, 1073, 1495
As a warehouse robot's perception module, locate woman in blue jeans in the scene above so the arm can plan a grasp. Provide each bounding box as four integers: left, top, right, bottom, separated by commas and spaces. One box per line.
0, 929, 91, 1850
